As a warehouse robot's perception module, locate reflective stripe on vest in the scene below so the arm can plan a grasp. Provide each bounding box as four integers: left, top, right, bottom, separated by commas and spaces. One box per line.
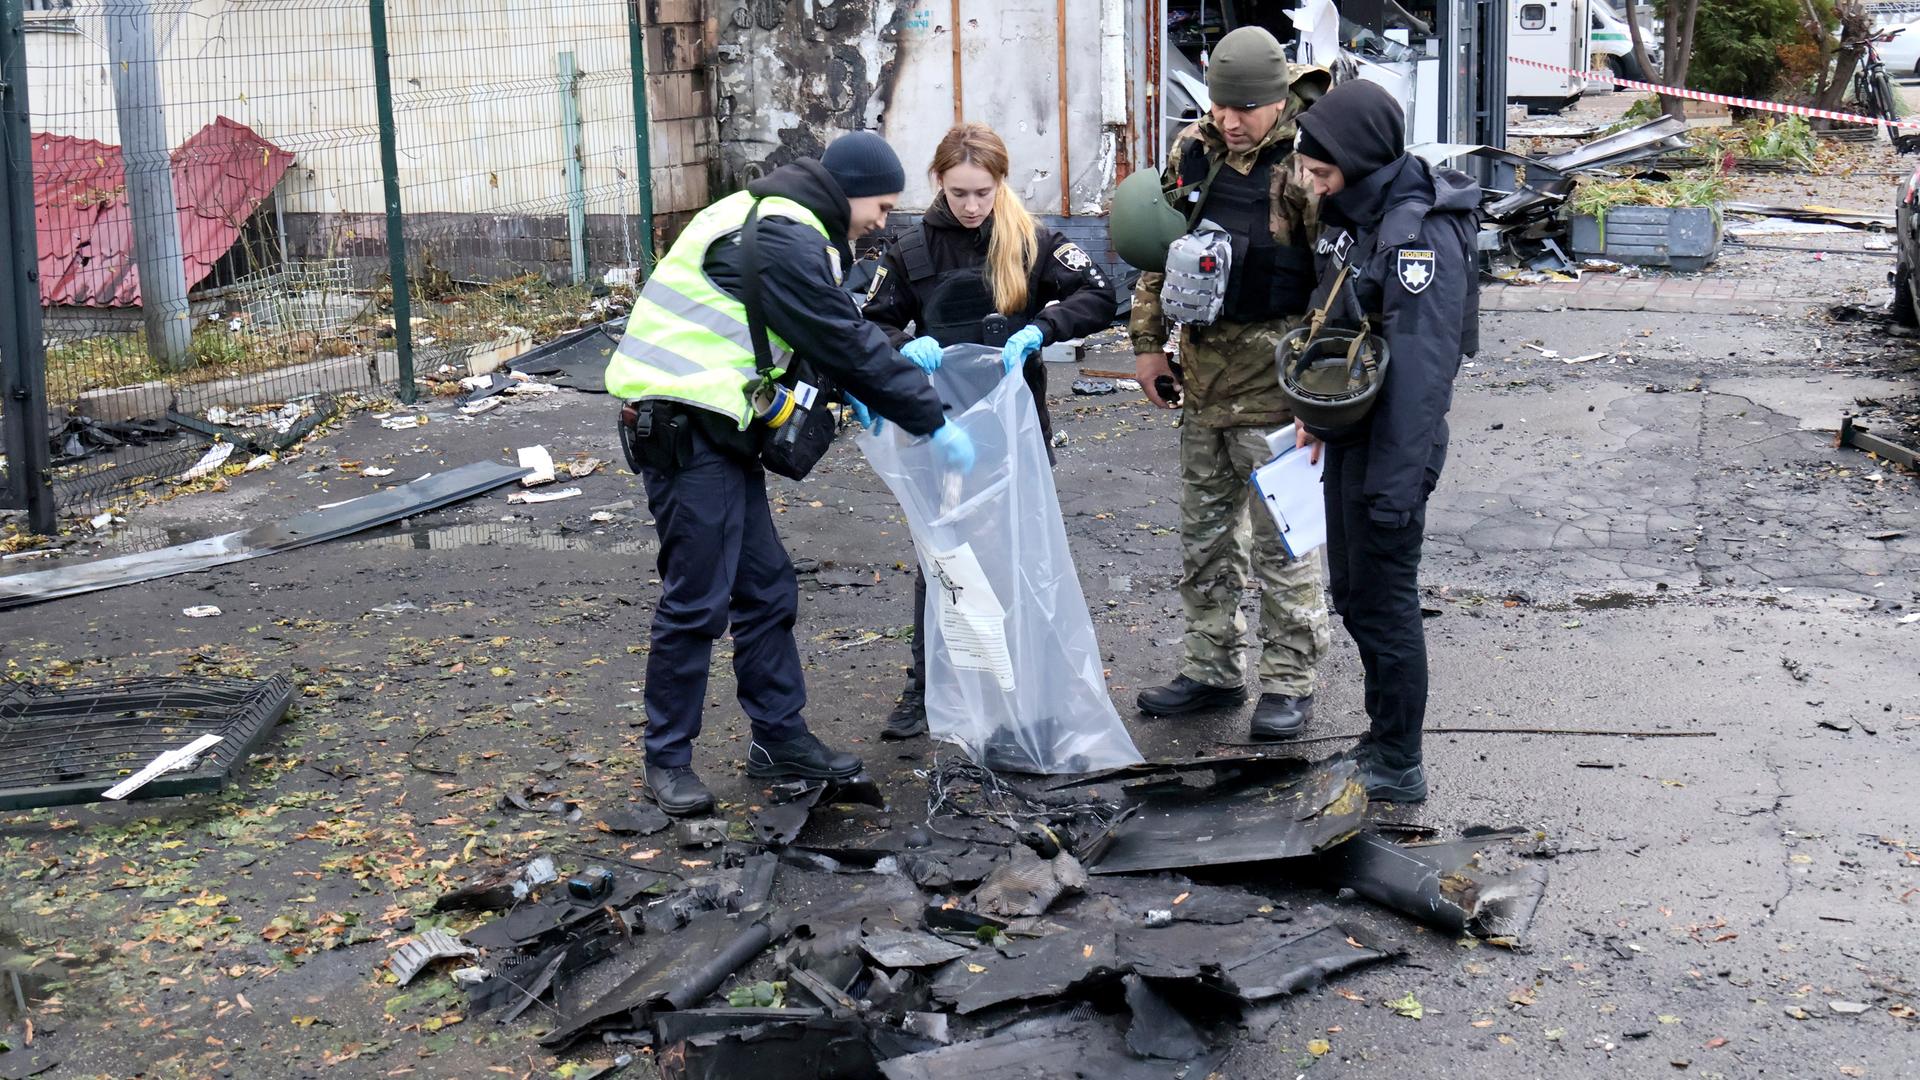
605, 190, 828, 427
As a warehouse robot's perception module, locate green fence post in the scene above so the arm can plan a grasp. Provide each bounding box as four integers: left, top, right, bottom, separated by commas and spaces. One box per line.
625, 0, 657, 272
0, 0, 55, 532
369, 0, 415, 403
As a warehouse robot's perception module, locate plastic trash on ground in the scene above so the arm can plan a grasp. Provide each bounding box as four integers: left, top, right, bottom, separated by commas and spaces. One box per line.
857, 344, 1142, 774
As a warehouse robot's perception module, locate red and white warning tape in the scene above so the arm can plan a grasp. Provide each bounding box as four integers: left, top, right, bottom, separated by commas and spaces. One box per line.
1510, 56, 1920, 131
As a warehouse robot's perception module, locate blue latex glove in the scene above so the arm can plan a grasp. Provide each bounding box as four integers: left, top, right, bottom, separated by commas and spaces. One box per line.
1000, 325, 1044, 373
842, 393, 881, 434
928, 421, 975, 474
901, 336, 944, 372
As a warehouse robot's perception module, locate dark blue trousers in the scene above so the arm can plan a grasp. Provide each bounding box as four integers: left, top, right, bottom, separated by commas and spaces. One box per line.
1323, 440, 1428, 769
638, 426, 806, 767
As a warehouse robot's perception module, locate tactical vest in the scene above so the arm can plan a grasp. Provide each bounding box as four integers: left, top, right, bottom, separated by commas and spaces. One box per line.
893, 225, 1034, 346
1179, 139, 1315, 324
605, 191, 828, 427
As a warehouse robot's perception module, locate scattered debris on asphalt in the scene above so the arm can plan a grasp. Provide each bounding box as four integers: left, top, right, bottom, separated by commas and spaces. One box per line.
1838, 415, 1918, 471
174, 441, 235, 482
388, 929, 482, 986
0, 461, 529, 608
0, 675, 293, 810
509, 487, 584, 505
408, 748, 1555, 1071
48, 414, 179, 467
518, 445, 558, 486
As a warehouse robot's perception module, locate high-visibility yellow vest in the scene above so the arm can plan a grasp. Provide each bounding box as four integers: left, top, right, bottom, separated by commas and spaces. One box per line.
605, 191, 830, 428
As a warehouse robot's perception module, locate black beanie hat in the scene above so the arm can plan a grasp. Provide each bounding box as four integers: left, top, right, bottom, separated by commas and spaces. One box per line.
821, 131, 906, 198
1294, 80, 1405, 184
1295, 126, 1333, 167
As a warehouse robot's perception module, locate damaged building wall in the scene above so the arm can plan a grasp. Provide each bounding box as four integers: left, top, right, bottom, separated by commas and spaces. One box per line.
714, 0, 1128, 246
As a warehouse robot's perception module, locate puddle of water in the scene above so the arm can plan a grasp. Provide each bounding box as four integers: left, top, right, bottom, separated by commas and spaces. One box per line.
71, 519, 654, 560
342, 520, 654, 556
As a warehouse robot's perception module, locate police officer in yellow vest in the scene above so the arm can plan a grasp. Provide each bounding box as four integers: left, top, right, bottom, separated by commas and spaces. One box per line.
609, 132, 976, 817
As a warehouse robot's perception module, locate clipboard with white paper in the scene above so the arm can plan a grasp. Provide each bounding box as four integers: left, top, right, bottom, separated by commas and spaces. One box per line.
1250, 431, 1326, 559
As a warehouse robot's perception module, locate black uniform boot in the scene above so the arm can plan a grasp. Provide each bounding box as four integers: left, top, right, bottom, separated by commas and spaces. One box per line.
1358, 757, 1428, 803
1136, 675, 1248, 717
747, 731, 864, 780
881, 686, 928, 740
1248, 693, 1313, 740
645, 763, 716, 817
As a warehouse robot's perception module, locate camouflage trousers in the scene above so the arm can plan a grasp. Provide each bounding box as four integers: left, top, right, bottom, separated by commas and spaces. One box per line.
1178, 422, 1330, 696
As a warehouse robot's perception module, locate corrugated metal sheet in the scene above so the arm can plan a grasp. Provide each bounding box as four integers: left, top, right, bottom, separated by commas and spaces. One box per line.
34, 117, 293, 308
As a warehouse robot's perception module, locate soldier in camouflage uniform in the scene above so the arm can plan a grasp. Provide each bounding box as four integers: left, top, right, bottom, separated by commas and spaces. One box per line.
1130, 27, 1330, 741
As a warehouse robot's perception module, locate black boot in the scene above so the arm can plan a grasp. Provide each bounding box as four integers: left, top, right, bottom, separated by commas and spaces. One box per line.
645, 763, 716, 817
1358, 757, 1428, 803
881, 686, 927, 740
1136, 674, 1248, 717
748, 731, 863, 780
1248, 693, 1313, 740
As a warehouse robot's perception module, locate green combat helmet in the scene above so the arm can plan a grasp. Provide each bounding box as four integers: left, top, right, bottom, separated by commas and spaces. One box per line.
1277, 323, 1389, 431
1278, 261, 1389, 431
1109, 169, 1189, 273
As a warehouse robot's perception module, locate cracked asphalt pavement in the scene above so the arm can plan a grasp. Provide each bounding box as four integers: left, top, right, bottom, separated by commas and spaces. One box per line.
2, 259, 1919, 1076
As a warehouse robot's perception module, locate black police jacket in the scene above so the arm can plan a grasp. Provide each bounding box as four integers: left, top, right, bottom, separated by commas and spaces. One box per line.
861, 195, 1117, 349
700, 159, 947, 438
1305, 154, 1481, 527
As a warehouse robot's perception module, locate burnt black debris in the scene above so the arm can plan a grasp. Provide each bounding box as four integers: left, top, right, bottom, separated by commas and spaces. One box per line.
424, 751, 1552, 1074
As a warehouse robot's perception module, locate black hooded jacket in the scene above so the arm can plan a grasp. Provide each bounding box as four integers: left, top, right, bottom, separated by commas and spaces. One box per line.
861, 194, 1117, 349
1297, 87, 1481, 528
698, 159, 946, 437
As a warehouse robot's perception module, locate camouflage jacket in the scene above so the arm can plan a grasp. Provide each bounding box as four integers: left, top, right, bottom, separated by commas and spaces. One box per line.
1130, 100, 1322, 429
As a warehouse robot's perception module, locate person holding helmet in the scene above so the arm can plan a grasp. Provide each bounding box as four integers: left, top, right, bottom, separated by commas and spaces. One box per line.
1113, 26, 1331, 744
1286, 79, 1481, 804
861, 122, 1118, 741
608, 131, 976, 818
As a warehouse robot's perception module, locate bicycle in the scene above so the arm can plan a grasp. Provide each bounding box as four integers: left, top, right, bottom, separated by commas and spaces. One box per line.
1849, 27, 1904, 123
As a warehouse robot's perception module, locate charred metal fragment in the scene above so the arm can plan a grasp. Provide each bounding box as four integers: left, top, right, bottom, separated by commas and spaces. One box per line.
1318, 829, 1549, 942
1084, 757, 1368, 875
1117, 917, 1396, 1003
859, 930, 973, 970
929, 924, 1120, 1014
543, 910, 778, 1049
1122, 975, 1210, 1061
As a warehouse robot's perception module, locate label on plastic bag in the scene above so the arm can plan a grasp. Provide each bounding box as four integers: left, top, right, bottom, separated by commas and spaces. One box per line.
926, 543, 1015, 692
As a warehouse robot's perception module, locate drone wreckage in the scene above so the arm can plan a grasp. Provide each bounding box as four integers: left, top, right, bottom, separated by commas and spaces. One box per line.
407, 749, 1553, 1078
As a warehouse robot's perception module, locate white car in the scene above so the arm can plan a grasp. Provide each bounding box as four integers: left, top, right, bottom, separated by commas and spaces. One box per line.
1875, 19, 1920, 78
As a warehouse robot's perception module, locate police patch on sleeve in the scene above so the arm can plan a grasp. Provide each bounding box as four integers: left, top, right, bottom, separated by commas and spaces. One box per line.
866, 264, 890, 302
1053, 242, 1093, 273
1396, 249, 1435, 294
826, 246, 844, 285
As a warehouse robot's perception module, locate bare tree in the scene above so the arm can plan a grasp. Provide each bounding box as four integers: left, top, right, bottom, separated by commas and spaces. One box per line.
1807, 0, 1872, 111
1621, 0, 1703, 119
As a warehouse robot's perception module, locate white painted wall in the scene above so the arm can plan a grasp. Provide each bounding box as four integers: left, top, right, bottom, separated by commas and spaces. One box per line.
24, 1, 641, 219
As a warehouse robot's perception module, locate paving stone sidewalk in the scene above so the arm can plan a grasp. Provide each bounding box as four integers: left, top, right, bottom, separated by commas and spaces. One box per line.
1483, 274, 1825, 315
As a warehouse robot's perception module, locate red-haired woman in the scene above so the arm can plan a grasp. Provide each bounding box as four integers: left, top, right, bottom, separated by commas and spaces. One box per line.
862, 121, 1118, 741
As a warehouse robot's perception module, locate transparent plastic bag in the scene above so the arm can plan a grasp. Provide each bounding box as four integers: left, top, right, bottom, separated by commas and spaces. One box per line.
857, 344, 1143, 774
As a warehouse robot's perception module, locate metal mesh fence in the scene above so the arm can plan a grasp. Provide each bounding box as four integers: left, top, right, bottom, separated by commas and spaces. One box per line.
6, 0, 649, 518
